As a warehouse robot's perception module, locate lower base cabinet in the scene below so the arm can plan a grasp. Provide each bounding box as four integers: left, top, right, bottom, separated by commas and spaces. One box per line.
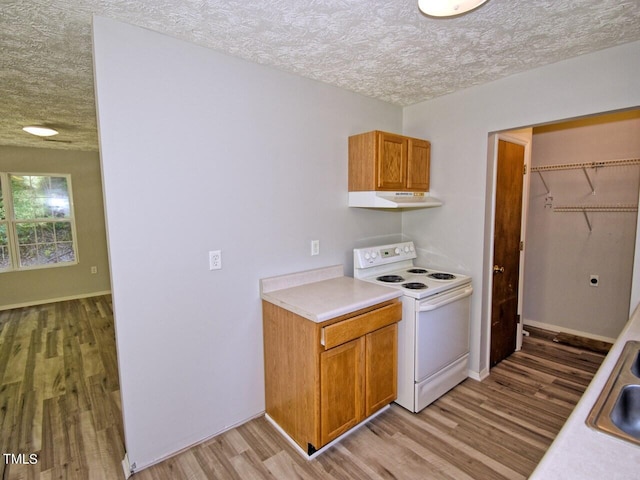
365, 324, 398, 416
320, 337, 364, 445
263, 299, 401, 454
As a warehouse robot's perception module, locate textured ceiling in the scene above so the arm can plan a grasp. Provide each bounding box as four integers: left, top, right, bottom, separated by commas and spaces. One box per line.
2, 0, 640, 152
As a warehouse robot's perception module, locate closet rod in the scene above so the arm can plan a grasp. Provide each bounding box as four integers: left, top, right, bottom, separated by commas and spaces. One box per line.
531, 157, 640, 172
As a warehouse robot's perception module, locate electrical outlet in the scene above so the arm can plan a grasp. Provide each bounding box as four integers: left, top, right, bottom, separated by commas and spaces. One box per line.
90, 266, 97, 274
209, 250, 222, 270
311, 240, 320, 256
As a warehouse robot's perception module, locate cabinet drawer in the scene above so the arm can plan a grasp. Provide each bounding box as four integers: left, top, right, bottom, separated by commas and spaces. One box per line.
321, 302, 401, 349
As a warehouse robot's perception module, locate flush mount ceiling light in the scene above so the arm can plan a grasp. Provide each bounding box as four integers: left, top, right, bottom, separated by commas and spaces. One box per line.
22, 126, 59, 137
418, 0, 488, 17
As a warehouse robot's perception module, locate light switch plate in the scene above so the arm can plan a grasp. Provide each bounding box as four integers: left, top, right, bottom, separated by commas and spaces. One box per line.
311, 240, 320, 256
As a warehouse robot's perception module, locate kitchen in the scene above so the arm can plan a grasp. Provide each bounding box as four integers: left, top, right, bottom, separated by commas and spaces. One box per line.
91, 14, 640, 473
1, 1, 640, 478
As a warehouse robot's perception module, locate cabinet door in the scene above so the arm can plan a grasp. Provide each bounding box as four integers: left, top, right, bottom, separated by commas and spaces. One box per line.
320, 337, 364, 446
406, 138, 430, 191
365, 324, 398, 417
376, 132, 407, 190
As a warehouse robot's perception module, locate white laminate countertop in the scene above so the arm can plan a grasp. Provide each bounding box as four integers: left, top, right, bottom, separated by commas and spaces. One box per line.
260, 265, 402, 323
531, 305, 640, 479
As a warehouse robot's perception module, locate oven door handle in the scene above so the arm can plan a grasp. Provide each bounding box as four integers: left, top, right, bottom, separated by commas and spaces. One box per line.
419, 285, 473, 312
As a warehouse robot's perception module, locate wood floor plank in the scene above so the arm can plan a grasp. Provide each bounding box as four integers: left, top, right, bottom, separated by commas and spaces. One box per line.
389, 405, 521, 480
336, 423, 430, 479
390, 433, 474, 480
230, 449, 278, 480
315, 442, 387, 480
263, 450, 319, 480
434, 395, 547, 459
443, 387, 551, 449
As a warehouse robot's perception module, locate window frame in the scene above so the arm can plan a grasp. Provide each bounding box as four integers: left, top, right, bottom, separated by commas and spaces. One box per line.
0, 172, 80, 273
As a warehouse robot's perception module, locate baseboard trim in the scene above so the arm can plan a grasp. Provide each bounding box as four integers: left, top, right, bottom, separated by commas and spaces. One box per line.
128, 411, 265, 474
0, 290, 112, 311
265, 406, 390, 461
523, 319, 616, 344
121, 453, 132, 479
468, 368, 489, 381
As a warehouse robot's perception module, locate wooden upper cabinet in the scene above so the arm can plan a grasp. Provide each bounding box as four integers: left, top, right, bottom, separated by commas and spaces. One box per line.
407, 137, 430, 190
377, 132, 407, 190
349, 130, 430, 192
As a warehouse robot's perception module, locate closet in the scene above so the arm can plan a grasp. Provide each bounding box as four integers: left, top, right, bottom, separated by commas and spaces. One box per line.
522, 111, 640, 341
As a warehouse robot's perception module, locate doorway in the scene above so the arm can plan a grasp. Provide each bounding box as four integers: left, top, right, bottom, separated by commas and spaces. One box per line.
0, 147, 123, 477
485, 110, 640, 373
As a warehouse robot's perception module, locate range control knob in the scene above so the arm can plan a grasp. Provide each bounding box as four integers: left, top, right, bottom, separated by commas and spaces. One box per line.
364, 252, 371, 260
371, 251, 378, 258
404, 245, 410, 253
409, 244, 415, 252
395, 247, 400, 254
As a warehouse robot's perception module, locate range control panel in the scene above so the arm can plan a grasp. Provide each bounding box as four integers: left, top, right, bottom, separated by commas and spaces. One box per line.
354, 241, 417, 268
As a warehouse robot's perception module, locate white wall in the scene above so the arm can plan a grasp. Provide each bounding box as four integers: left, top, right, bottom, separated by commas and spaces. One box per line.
92, 17, 403, 470
524, 113, 640, 341
402, 41, 640, 378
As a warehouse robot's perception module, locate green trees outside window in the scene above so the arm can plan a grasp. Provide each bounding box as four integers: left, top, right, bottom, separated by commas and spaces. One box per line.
0, 173, 77, 271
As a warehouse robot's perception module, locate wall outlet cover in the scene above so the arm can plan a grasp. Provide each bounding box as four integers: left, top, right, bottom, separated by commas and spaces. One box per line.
209, 250, 222, 270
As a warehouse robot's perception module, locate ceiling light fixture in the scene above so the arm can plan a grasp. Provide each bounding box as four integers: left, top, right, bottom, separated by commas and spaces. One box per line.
22, 126, 59, 137
418, 0, 488, 17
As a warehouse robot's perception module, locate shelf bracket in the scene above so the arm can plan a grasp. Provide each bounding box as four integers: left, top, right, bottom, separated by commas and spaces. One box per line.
536, 171, 550, 194
582, 167, 596, 195
582, 209, 593, 233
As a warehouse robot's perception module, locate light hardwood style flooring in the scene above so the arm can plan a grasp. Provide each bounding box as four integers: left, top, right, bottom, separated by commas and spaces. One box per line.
0, 295, 124, 480
1, 296, 606, 479
134, 334, 605, 480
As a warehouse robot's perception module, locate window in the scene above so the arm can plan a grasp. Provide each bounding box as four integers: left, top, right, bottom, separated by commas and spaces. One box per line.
0, 173, 78, 272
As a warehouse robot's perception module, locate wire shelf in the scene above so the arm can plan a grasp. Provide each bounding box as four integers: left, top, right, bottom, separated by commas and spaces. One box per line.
531, 158, 640, 172
553, 204, 638, 232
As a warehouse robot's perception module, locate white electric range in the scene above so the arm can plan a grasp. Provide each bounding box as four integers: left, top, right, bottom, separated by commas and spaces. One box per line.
354, 241, 473, 413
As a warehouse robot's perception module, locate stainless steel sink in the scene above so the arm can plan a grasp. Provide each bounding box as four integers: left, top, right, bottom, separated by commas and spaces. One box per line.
587, 340, 640, 445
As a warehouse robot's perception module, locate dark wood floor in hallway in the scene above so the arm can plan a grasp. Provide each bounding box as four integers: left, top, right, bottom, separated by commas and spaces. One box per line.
0, 296, 606, 479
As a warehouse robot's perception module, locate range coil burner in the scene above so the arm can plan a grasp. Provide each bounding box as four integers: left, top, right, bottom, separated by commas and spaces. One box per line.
402, 282, 427, 290
377, 275, 405, 283
407, 268, 428, 274
428, 272, 456, 281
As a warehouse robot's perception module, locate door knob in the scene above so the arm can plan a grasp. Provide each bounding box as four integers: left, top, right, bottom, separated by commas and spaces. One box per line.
493, 265, 505, 274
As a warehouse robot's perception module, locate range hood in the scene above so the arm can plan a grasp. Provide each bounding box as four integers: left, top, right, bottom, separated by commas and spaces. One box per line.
348, 191, 443, 209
